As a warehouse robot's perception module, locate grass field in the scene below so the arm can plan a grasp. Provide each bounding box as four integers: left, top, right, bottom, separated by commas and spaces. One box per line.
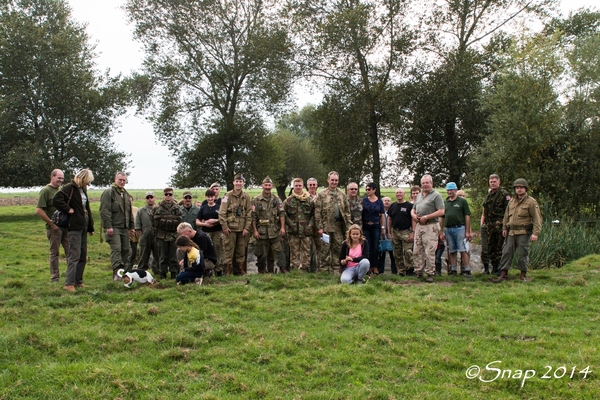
1, 202, 599, 399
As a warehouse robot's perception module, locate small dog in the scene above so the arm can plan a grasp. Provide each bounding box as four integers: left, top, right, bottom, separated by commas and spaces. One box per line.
117, 269, 156, 288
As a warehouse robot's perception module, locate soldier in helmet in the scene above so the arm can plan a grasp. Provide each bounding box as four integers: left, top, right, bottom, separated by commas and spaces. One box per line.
219, 174, 252, 275
493, 178, 542, 283
481, 174, 511, 275
252, 176, 287, 273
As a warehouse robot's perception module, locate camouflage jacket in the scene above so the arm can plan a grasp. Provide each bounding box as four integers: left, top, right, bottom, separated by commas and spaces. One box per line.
252, 193, 285, 240
219, 190, 252, 232
99, 185, 134, 230
284, 193, 315, 237
483, 187, 511, 224
315, 188, 351, 233
152, 199, 182, 241
348, 196, 363, 227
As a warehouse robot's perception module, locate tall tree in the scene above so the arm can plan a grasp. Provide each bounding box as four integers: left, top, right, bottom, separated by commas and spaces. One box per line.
126, 0, 297, 189
399, 0, 552, 186
287, 0, 414, 194
0, 0, 129, 187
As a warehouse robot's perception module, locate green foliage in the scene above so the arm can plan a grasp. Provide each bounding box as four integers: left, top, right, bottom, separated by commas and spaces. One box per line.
0, 0, 130, 187
125, 0, 297, 189
1, 204, 600, 398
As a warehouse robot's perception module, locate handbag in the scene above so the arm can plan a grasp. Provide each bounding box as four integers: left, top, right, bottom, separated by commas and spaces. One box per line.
379, 238, 393, 252
51, 187, 74, 228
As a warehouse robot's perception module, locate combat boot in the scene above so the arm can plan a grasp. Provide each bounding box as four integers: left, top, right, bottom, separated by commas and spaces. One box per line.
170, 272, 177, 280
435, 261, 442, 276
491, 265, 501, 276
483, 263, 490, 274
491, 269, 508, 283
519, 271, 527, 282
224, 264, 232, 276
257, 266, 266, 274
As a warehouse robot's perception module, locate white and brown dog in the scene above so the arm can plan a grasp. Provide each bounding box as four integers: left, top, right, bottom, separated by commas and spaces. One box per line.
117, 269, 156, 288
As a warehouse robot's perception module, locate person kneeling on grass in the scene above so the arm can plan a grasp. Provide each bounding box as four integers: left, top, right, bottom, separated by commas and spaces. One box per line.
175, 236, 205, 285
339, 224, 370, 285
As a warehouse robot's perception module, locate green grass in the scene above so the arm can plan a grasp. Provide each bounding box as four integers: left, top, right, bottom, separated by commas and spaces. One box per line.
1, 203, 599, 398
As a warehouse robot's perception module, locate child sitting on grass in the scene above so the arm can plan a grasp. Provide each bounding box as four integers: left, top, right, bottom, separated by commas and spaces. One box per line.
175, 236, 205, 285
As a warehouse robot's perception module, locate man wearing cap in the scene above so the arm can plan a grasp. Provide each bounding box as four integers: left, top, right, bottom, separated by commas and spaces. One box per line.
315, 171, 351, 274
219, 174, 252, 275
202, 183, 222, 206
439, 182, 472, 277
100, 171, 135, 281
411, 175, 445, 283
135, 191, 158, 273
387, 188, 414, 276
493, 179, 542, 283
180, 190, 200, 226
152, 188, 182, 279
252, 176, 287, 273
284, 177, 315, 271
481, 174, 511, 275
36, 169, 69, 282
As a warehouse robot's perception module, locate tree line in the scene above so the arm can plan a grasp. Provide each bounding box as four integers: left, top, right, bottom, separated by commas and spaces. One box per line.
1, 0, 599, 217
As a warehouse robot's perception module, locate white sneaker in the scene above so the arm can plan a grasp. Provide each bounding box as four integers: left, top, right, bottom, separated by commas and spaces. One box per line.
194, 277, 203, 286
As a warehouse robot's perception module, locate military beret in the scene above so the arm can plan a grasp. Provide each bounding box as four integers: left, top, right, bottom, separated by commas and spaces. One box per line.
262, 176, 273, 184
234, 174, 245, 182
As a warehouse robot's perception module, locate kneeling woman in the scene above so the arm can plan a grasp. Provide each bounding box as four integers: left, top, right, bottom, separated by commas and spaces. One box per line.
175, 236, 205, 284
339, 224, 370, 284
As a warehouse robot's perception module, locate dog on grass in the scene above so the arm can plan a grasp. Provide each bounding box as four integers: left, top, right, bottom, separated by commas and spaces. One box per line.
117, 269, 156, 288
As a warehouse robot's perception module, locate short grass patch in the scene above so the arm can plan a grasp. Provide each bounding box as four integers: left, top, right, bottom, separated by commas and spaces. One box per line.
1, 204, 599, 398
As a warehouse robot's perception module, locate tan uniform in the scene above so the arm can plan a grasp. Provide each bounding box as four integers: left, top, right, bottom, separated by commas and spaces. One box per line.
219, 189, 252, 273
499, 194, 542, 272
252, 193, 286, 273
315, 188, 351, 273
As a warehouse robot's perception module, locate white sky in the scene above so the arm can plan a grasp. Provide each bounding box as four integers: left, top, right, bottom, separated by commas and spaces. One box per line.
50, 0, 598, 189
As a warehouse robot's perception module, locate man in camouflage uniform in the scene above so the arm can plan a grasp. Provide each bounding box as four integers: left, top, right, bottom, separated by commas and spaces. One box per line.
481, 174, 510, 275
307, 178, 320, 272
135, 191, 158, 273
493, 178, 542, 283
347, 182, 363, 227
152, 188, 182, 279
100, 171, 135, 281
252, 176, 287, 273
180, 190, 200, 226
219, 174, 252, 275
284, 178, 315, 271
315, 171, 351, 274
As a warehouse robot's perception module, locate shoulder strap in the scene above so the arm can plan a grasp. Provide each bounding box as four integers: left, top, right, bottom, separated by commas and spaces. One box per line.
66, 186, 74, 206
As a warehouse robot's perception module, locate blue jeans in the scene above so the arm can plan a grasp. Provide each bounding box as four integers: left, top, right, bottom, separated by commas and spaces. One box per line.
362, 224, 381, 272
446, 226, 466, 253
340, 259, 370, 284
176, 270, 203, 284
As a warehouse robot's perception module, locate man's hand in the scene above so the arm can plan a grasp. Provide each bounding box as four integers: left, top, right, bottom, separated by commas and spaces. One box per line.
106, 228, 114, 237
531, 234, 538, 242
242, 229, 249, 237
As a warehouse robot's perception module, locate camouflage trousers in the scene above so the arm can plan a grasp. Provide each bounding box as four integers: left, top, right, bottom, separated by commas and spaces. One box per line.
318, 224, 345, 274
486, 221, 504, 267
413, 223, 439, 276
310, 236, 320, 272
288, 235, 311, 271
391, 228, 413, 275
207, 231, 224, 274
223, 231, 250, 265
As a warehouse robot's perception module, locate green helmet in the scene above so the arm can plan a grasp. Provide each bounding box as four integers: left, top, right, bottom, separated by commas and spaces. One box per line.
513, 178, 529, 189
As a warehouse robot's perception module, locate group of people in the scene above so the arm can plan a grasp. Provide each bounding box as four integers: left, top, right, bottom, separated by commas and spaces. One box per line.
36, 169, 542, 291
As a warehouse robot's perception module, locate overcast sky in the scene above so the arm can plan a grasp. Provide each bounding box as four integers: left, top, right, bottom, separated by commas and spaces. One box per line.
58, 0, 598, 189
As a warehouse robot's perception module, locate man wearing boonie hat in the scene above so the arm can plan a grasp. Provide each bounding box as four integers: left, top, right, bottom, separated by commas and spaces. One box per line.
439, 182, 472, 277
135, 191, 158, 273
219, 174, 252, 275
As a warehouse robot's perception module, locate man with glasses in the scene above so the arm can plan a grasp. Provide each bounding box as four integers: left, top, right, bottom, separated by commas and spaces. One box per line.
135, 191, 158, 273
100, 171, 135, 281
152, 188, 182, 279
180, 190, 200, 226
493, 179, 542, 283
411, 175, 444, 283
315, 171, 351, 274
347, 182, 363, 227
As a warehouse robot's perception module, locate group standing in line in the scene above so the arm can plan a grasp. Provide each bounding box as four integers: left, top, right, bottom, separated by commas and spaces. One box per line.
36, 169, 542, 291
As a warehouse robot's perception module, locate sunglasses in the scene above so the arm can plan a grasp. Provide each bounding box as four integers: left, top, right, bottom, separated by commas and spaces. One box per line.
348, 188, 358, 191
145, 195, 154, 199
165, 193, 173, 196
184, 196, 192, 199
